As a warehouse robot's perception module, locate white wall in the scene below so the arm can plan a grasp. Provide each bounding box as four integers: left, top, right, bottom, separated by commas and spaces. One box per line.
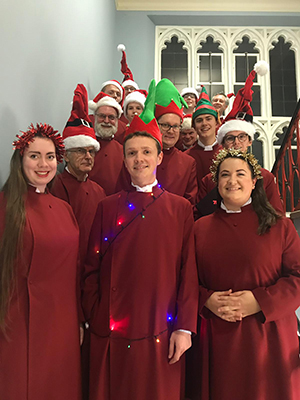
113, 12, 156, 89
0, 0, 117, 186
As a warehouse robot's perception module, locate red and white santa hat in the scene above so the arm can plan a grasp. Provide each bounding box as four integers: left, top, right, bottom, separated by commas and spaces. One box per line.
181, 114, 193, 130
117, 44, 139, 90
88, 91, 123, 118
63, 84, 100, 151
123, 90, 147, 119
100, 79, 124, 100
180, 87, 199, 100
217, 61, 269, 145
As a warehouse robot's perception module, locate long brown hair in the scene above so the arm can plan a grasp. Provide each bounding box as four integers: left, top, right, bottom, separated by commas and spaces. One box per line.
0, 124, 64, 333
0, 150, 27, 333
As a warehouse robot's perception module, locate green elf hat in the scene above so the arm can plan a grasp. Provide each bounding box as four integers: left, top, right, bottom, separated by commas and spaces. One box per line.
192, 86, 218, 121
154, 78, 187, 121
125, 79, 162, 148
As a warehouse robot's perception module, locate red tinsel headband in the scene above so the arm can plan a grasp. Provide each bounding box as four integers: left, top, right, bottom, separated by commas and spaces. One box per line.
13, 123, 65, 163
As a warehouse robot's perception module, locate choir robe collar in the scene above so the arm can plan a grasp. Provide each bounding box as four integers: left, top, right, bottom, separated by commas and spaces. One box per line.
131, 179, 158, 193
197, 138, 218, 151
220, 197, 252, 213
65, 166, 88, 182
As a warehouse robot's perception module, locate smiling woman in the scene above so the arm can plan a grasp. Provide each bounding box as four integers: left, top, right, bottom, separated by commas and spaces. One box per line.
22, 137, 57, 192
0, 124, 82, 399
192, 149, 300, 400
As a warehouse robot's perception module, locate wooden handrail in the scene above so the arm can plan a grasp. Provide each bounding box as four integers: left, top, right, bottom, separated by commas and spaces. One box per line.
271, 100, 300, 213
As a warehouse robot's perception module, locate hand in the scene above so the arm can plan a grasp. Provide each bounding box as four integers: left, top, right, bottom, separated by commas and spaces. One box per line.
225, 290, 261, 318
168, 331, 191, 365
205, 290, 242, 322
80, 324, 84, 346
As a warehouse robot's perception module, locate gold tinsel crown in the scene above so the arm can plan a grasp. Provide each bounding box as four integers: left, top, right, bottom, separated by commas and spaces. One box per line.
210, 149, 263, 182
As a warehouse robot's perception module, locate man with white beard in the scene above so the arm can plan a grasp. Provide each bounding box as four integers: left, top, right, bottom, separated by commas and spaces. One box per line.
88, 92, 125, 195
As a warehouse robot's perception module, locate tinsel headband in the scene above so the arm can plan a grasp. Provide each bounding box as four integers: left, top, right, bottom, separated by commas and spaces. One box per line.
13, 123, 65, 163
210, 148, 263, 183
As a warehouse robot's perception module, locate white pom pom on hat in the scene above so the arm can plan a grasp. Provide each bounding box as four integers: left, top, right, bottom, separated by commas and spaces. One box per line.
254, 60, 269, 76
117, 44, 126, 52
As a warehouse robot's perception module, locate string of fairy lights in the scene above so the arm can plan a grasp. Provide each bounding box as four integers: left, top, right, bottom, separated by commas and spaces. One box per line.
93, 186, 175, 348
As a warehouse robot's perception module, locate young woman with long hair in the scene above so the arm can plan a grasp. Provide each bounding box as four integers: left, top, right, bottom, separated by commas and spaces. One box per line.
0, 124, 81, 400
193, 149, 300, 400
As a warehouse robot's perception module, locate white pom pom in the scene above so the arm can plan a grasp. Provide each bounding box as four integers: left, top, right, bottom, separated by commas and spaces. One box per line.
195, 85, 203, 93
254, 60, 269, 76
117, 44, 126, 52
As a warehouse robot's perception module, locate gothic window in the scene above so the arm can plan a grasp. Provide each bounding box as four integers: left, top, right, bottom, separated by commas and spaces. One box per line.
197, 36, 224, 99
269, 36, 297, 117
161, 36, 188, 91
233, 36, 260, 116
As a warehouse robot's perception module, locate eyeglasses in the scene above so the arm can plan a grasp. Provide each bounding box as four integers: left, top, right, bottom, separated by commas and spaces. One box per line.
183, 94, 196, 99
224, 133, 249, 144
158, 123, 181, 133
68, 148, 96, 157
95, 113, 117, 122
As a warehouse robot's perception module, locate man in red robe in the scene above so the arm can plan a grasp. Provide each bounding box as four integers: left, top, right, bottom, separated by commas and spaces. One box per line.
51, 84, 106, 264
186, 87, 222, 190
50, 84, 106, 400
88, 93, 125, 195
82, 81, 198, 400
154, 79, 198, 205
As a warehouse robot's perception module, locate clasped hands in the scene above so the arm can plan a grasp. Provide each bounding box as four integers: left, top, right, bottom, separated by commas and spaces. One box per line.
205, 289, 261, 322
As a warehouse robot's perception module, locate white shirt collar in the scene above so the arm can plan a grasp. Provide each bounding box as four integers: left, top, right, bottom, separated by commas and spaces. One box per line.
131, 179, 158, 193
221, 197, 252, 213
65, 166, 88, 182
28, 183, 43, 193
197, 138, 217, 151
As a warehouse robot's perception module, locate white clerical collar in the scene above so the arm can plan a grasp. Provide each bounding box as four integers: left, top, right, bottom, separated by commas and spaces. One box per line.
221, 197, 252, 213
27, 183, 43, 193
131, 179, 158, 193
197, 139, 217, 151
66, 166, 88, 182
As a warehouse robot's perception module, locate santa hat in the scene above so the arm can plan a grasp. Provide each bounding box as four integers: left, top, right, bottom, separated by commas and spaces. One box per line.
117, 44, 139, 90
217, 60, 269, 144
101, 79, 124, 100
181, 114, 193, 130
192, 86, 218, 121
88, 91, 123, 118
154, 79, 187, 121
63, 84, 100, 151
180, 87, 199, 100
123, 90, 147, 119
125, 79, 162, 148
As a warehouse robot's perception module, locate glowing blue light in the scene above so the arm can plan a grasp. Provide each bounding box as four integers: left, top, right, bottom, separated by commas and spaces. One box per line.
128, 203, 135, 210
167, 314, 173, 321
104, 237, 108, 241
158, 184, 161, 188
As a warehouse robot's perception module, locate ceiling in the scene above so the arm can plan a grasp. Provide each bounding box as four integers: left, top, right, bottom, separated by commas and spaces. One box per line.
115, 0, 300, 12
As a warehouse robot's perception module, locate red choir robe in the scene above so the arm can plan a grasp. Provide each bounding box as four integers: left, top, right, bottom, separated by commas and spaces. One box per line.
186, 142, 222, 187
82, 185, 198, 400
0, 186, 81, 400
197, 169, 284, 215
88, 138, 124, 196
156, 147, 198, 205
51, 170, 106, 400
193, 205, 300, 400
51, 169, 106, 263
120, 114, 129, 125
